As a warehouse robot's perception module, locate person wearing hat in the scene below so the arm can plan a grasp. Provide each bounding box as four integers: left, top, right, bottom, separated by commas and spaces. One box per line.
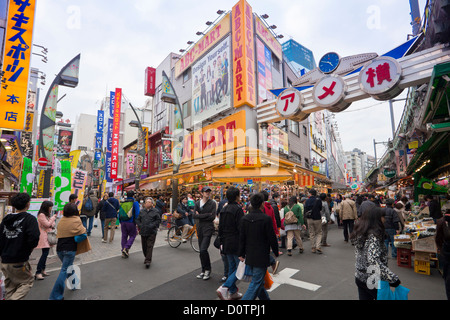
193, 187, 216, 280
383, 198, 401, 258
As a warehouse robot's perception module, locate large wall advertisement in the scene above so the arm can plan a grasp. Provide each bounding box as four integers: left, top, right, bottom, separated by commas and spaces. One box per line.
256, 38, 274, 104
192, 36, 231, 124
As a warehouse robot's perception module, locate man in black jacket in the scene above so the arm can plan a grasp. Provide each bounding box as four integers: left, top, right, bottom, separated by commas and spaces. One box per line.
0, 193, 40, 300
193, 187, 216, 280
239, 193, 279, 300
136, 197, 161, 269
216, 187, 244, 300
304, 189, 323, 253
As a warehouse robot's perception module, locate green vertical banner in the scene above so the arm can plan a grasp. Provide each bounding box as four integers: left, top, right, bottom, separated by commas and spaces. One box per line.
20, 157, 33, 195
54, 160, 72, 210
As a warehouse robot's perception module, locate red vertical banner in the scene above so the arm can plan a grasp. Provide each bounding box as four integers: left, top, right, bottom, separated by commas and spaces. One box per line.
145, 67, 156, 96
111, 88, 122, 180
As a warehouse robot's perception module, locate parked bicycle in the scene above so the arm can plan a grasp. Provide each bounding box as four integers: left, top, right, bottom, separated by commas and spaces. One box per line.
167, 222, 199, 252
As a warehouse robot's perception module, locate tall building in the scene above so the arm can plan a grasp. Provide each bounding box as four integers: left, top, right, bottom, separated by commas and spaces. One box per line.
345, 148, 373, 183
282, 39, 316, 77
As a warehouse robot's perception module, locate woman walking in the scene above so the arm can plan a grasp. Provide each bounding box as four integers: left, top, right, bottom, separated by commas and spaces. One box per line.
283, 196, 305, 256
35, 201, 57, 280
350, 207, 401, 300
49, 203, 91, 300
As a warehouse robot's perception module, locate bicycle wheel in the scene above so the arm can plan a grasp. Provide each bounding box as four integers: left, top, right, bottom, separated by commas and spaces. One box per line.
167, 226, 182, 248
190, 229, 199, 252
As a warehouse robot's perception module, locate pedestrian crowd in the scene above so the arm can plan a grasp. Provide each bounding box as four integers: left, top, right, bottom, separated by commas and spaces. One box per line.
0, 188, 449, 300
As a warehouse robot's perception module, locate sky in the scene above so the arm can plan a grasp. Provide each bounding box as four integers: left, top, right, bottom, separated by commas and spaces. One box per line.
30, 0, 427, 158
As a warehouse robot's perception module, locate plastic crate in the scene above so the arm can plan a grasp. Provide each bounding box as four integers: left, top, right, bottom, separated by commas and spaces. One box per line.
414, 260, 430, 275
397, 248, 411, 268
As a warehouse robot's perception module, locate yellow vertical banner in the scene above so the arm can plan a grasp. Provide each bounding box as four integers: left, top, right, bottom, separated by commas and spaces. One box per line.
232, 0, 256, 109
0, 0, 37, 130
69, 149, 81, 169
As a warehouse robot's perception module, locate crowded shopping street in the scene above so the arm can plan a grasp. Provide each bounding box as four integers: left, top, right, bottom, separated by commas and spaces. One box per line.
0, 0, 449, 310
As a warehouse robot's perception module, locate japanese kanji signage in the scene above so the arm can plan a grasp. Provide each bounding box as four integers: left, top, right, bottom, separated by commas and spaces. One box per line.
395, 149, 407, 177
0, 0, 36, 130
359, 56, 402, 101
276, 88, 303, 118
232, 0, 256, 109
111, 88, 122, 180
71, 168, 87, 212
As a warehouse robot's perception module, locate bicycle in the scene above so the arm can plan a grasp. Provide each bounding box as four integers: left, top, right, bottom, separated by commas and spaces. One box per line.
167, 221, 199, 252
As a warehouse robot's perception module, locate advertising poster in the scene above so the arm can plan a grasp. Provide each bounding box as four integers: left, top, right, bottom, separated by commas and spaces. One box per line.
192, 36, 231, 124
57, 129, 73, 154
54, 160, 71, 211
256, 38, 274, 104
71, 168, 87, 212
20, 157, 33, 195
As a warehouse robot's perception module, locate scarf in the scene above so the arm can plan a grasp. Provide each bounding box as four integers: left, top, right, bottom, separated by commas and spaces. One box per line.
57, 215, 91, 255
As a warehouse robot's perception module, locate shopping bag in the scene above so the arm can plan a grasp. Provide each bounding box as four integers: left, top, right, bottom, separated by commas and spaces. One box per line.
264, 270, 273, 290
236, 260, 246, 280
377, 281, 409, 300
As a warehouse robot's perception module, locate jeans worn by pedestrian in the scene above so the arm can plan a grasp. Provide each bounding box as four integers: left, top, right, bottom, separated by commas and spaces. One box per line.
384, 228, 397, 258
36, 248, 50, 275
49, 250, 77, 300
222, 255, 240, 294
198, 228, 213, 273
241, 266, 270, 300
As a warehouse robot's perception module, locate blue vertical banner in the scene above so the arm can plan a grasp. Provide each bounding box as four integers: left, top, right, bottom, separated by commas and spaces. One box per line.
107, 118, 113, 152
97, 110, 104, 133
105, 152, 112, 182
109, 91, 115, 118
95, 133, 103, 160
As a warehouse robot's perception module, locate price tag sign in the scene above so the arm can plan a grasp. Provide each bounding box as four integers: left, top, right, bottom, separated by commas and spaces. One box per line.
275, 88, 303, 118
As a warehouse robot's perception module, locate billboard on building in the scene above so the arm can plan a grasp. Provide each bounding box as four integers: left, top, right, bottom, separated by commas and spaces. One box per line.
232, 0, 256, 109
256, 38, 274, 104
192, 36, 231, 124
175, 13, 231, 78
282, 39, 316, 76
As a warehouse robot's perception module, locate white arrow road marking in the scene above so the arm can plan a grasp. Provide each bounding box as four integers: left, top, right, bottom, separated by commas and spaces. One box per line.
268, 268, 321, 292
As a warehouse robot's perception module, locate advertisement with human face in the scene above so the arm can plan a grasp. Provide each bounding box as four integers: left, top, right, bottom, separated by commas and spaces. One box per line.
191, 36, 231, 124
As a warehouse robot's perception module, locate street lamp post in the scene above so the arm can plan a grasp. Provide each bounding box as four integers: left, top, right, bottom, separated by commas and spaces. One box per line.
128, 103, 145, 191
373, 139, 390, 167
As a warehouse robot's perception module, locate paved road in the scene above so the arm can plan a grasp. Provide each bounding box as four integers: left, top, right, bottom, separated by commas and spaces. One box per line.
24, 220, 447, 301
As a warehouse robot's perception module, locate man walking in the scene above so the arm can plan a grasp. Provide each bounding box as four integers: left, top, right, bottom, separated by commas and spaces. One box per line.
193, 187, 216, 280
103, 192, 120, 243
358, 194, 377, 217
0, 193, 40, 300
238, 193, 279, 300
136, 198, 161, 268
304, 189, 323, 254
216, 187, 244, 300
119, 190, 140, 258
338, 194, 358, 243
81, 190, 98, 236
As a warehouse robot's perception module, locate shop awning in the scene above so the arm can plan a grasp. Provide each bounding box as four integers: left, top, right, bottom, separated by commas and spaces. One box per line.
211, 166, 292, 183
407, 131, 449, 174
421, 62, 450, 125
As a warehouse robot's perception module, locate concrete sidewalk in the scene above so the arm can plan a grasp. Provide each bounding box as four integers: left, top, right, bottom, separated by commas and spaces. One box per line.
29, 218, 170, 273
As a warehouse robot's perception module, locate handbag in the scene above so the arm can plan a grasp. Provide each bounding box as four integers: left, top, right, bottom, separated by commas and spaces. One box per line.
47, 228, 58, 246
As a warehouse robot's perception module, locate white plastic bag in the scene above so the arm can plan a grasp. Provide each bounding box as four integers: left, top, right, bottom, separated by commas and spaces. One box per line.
236, 260, 246, 280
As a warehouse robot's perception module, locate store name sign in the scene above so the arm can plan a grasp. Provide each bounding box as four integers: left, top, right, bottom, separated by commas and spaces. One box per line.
182, 110, 246, 163
254, 15, 282, 61
232, 0, 256, 109
175, 13, 231, 78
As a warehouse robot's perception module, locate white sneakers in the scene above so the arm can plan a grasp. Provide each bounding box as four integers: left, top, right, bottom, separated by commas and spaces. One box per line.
196, 270, 211, 280
216, 286, 243, 300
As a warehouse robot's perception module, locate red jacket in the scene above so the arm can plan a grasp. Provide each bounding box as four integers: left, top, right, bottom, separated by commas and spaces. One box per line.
264, 202, 279, 236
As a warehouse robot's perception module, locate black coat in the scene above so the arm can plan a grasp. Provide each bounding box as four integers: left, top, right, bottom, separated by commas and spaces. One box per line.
304, 196, 322, 220
136, 207, 161, 236
193, 199, 216, 233
238, 209, 279, 268
218, 202, 244, 255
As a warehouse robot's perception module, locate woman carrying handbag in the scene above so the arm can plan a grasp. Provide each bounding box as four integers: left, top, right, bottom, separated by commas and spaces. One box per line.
35, 201, 57, 280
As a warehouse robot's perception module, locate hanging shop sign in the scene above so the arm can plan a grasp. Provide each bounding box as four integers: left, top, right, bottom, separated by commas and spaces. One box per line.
359, 56, 403, 101
395, 149, 407, 177
383, 169, 396, 178
276, 88, 304, 118
232, 0, 256, 109
0, 0, 37, 130
175, 13, 231, 78
144, 67, 156, 97
312, 74, 350, 112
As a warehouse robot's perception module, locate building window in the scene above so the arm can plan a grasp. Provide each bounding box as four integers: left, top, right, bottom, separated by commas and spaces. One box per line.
272, 53, 280, 71
183, 68, 191, 83
182, 100, 191, 118
290, 120, 299, 136
304, 158, 310, 169
303, 125, 307, 135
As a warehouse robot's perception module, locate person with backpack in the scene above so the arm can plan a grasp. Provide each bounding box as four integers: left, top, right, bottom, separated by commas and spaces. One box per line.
304, 189, 323, 254
283, 196, 305, 256
81, 190, 98, 236
102, 192, 120, 244
119, 190, 140, 258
